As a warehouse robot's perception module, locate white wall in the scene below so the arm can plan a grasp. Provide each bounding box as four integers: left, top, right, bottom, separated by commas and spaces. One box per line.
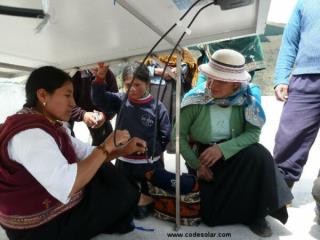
0, 82, 25, 123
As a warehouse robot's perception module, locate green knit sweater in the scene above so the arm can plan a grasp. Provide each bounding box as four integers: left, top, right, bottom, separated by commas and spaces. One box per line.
177, 104, 261, 170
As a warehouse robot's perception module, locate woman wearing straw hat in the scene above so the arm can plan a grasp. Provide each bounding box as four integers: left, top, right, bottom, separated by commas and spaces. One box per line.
178, 49, 292, 237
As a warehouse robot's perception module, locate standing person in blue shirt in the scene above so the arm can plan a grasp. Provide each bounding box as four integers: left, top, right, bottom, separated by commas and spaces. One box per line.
273, 0, 320, 190
91, 62, 171, 219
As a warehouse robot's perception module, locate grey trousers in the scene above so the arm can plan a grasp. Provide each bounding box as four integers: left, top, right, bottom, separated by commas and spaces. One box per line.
273, 74, 320, 183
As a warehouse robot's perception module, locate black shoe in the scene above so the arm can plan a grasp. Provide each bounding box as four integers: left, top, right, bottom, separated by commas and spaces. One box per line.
116, 221, 135, 234
134, 203, 153, 219
285, 180, 294, 207
270, 206, 288, 224
249, 218, 272, 238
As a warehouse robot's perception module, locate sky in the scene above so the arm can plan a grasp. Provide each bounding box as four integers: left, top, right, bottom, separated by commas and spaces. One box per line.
267, 0, 298, 24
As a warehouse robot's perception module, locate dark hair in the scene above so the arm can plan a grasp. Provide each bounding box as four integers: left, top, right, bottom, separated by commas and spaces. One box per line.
122, 62, 150, 84
24, 66, 71, 107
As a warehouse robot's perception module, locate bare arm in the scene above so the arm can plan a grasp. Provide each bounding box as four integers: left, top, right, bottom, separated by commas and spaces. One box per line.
69, 130, 146, 197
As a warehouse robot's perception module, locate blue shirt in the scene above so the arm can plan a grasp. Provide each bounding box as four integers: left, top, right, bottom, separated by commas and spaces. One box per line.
274, 0, 320, 87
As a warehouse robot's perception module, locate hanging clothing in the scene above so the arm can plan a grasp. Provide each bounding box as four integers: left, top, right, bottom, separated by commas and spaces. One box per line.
190, 36, 265, 74
146, 49, 197, 123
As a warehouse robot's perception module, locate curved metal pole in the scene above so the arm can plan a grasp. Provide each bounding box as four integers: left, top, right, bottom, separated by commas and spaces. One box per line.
175, 52, 182, 231
0, 5, 44, 18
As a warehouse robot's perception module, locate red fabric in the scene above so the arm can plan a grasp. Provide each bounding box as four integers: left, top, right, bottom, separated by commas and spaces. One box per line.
153, 197, 200, 218
128, 94, 153, 105
0, 113, 77, 217
93, 76, 106, 84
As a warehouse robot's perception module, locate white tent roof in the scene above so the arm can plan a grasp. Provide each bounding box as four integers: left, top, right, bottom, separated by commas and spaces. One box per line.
0, 0, 271, 77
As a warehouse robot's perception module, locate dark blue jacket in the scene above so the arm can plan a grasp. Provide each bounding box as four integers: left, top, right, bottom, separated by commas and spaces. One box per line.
91, 83, 171, 159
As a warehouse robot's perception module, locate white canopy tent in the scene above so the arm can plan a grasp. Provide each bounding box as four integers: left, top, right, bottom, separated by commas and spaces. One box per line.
0, 0, 270, 75
0, 0, 271, 230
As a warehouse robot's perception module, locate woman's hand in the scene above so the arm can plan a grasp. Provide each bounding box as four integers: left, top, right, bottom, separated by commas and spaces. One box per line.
199, 144, 223, 167
102, 130, 131, 154
102, 131, 147, 156
197, 165, 213, 182
91, 62, 108, 81
274, 84, 288, 102
91, 111, 106, 129
118, 137, 147, 156
83, 112, 98, 127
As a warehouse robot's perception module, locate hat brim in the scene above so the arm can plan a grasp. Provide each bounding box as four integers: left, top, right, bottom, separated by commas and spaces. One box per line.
199, 63, 251, 83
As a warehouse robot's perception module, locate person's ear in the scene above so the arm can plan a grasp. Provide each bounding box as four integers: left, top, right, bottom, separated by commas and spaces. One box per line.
36, 88, 48, 106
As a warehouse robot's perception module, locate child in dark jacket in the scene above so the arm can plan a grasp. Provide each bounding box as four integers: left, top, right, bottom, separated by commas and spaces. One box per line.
91, 62, 171, 219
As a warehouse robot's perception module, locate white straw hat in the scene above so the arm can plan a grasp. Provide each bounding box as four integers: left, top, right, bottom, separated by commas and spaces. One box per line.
198, 49, 251, 83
